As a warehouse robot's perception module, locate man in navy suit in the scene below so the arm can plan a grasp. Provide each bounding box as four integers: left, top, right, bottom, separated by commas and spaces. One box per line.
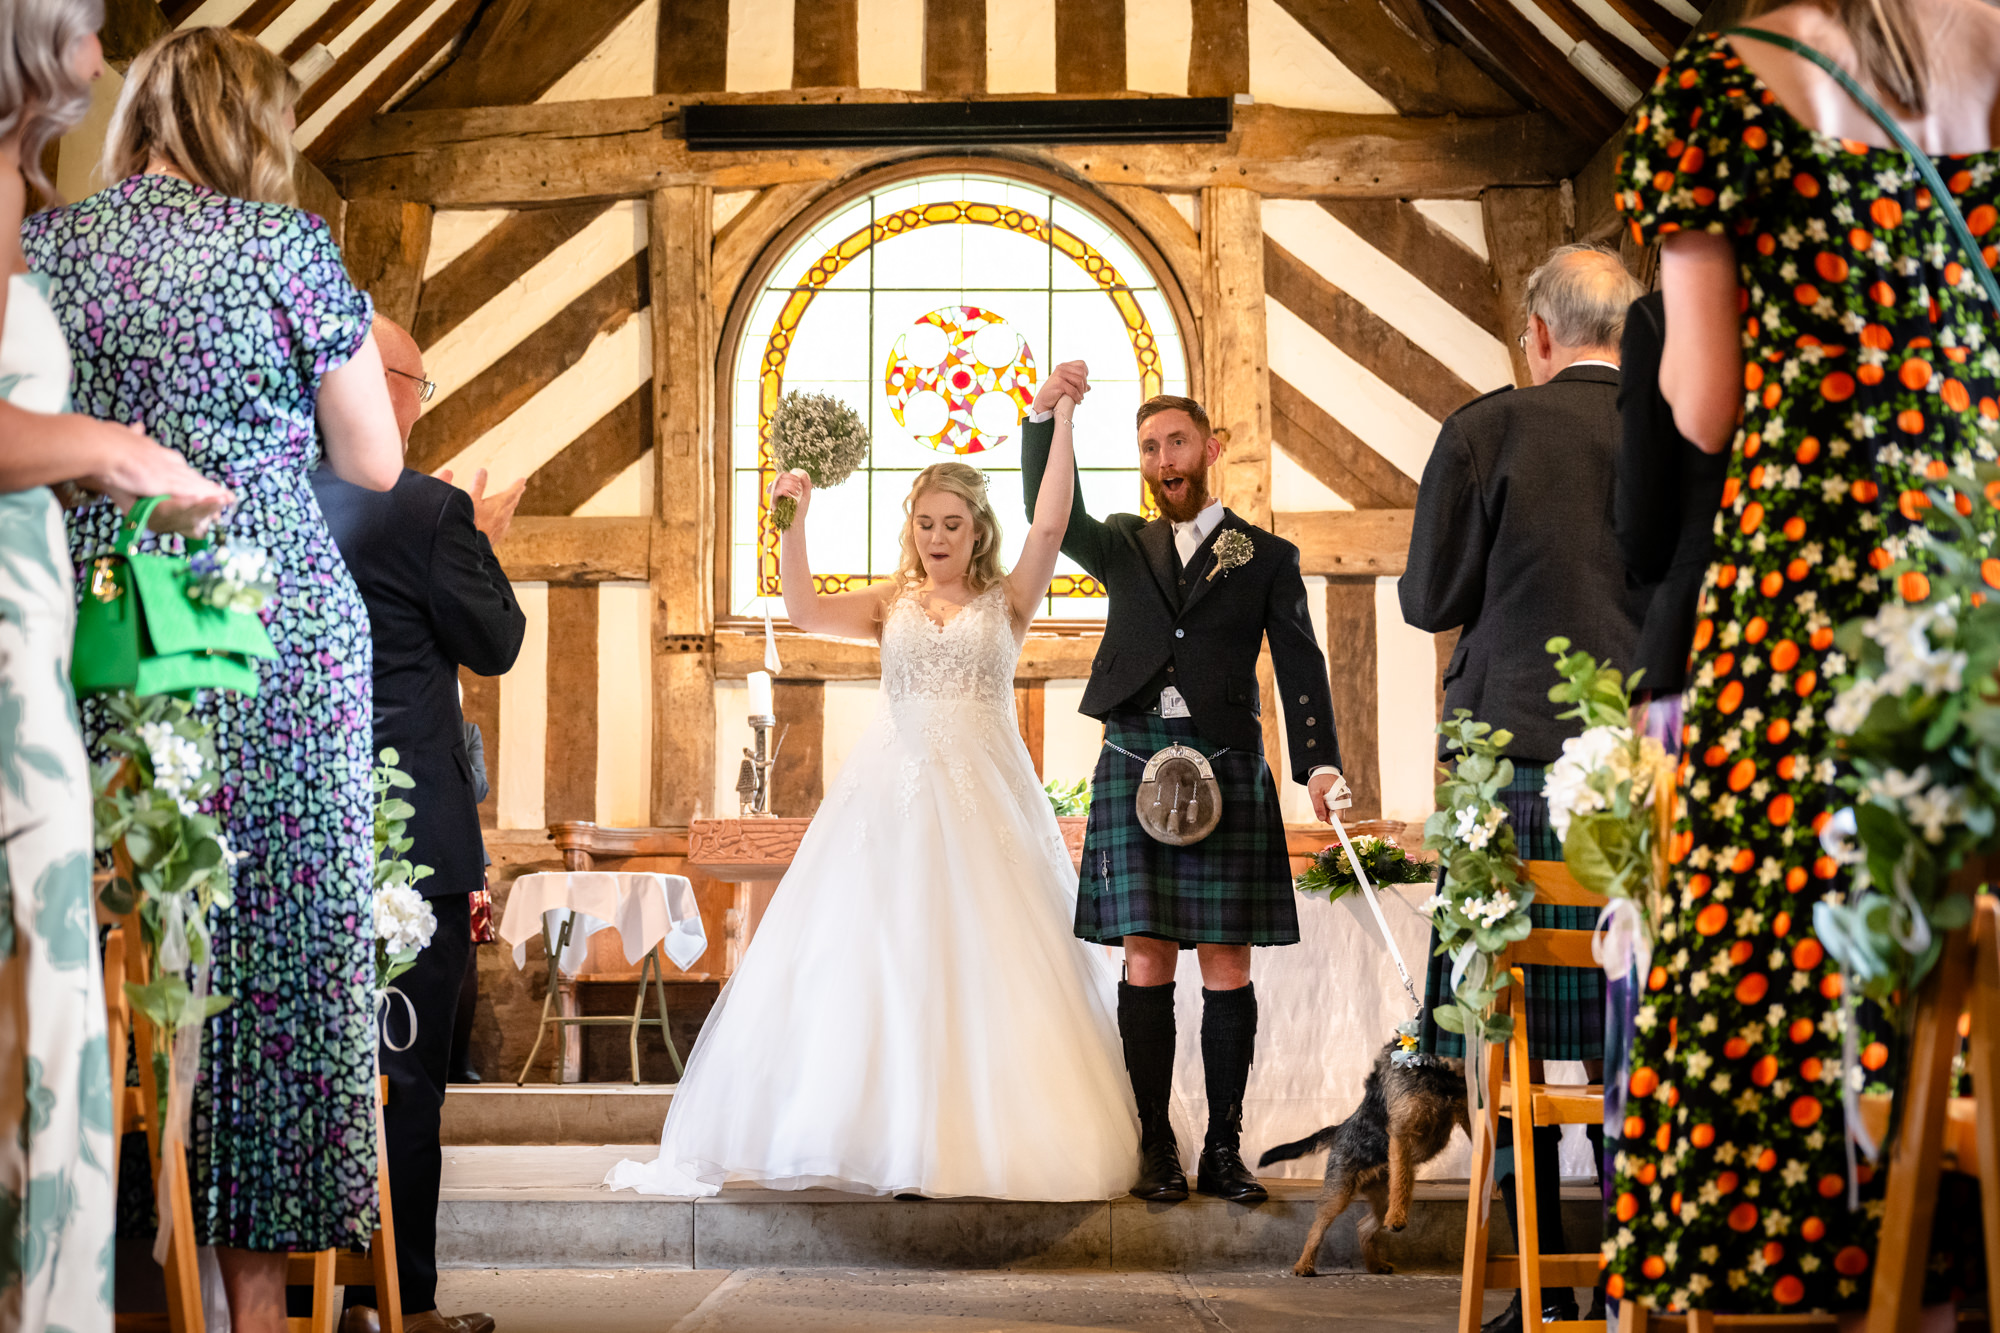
313, 317, 525, 1333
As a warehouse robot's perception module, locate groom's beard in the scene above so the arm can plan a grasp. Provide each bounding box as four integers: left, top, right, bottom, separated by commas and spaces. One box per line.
1147, 466, 1211, 525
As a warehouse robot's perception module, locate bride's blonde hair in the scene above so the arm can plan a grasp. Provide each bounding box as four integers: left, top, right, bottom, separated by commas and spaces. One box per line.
894, 463, 1005, 596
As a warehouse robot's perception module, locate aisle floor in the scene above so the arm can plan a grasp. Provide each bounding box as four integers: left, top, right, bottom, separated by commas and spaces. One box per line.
433, 1268, 1516, 1331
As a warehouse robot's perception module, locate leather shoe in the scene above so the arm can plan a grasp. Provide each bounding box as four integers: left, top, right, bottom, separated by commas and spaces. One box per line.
450, 1068, 482, 1084
339, 1310, 380, 1333
1478, 1291, 1582, 1333
404, 1313, 498, 1333
1193, 1144, 1267, 1203
1130, 1129, 1189, 1202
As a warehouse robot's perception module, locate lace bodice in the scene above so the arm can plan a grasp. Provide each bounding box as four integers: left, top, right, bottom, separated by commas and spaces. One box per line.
880, 584, 1019, 713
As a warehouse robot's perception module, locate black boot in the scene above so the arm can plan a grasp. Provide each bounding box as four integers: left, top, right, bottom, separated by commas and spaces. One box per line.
1194, 984, 1266, 1203
1119, 980, 1187, 1202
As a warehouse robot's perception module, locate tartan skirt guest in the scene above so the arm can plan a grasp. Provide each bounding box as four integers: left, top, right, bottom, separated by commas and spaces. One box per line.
1022, 369, 1343, 1207
1399, 244, 1647, 1333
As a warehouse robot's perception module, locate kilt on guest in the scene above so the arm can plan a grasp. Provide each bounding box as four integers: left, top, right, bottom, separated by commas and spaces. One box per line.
1400, 243, 1646, 1333
1022, 367, 1343, 1206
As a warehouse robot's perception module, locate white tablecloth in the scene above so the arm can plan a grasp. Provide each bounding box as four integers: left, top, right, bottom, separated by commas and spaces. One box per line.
501, 872, 707, 975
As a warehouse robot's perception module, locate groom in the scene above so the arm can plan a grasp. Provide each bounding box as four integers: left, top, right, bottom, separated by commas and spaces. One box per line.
1022, 362, 1342, 1204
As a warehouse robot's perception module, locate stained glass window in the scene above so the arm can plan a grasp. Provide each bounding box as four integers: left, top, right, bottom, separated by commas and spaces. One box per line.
729, 171, 1190, 621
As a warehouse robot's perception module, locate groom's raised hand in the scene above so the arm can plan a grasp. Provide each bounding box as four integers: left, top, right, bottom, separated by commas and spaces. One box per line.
1032, 360, 1090, 416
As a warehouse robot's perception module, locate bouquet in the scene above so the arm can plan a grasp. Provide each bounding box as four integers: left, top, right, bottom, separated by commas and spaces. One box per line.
1295, 834, 1431, 904
187, 541, 276, 613
768, 390, 871, 531
1045, 777, 1092, 818
372, 749, 437, 995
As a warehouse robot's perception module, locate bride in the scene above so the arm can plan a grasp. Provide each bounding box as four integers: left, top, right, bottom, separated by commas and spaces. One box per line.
607, 365, 1139, 1200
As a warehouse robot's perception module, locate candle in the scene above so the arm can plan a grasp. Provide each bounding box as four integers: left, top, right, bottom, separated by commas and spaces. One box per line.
747, 670, 774, 719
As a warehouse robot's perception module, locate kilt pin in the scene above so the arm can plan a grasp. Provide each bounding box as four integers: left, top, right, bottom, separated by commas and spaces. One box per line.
1021, 414, 1340, 1204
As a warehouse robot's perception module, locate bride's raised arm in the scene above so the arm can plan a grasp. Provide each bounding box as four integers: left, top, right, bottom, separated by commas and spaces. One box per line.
1004, 392, 1077, 628
772, 472, 894, 639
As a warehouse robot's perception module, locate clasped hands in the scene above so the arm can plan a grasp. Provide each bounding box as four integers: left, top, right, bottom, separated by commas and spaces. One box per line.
1033, 360, 1091, 418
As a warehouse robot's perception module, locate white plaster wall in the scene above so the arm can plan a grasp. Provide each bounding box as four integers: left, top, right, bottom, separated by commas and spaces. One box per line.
55, 67, 123, 203
1246, 0, 1395, 114
1041, 680, 1102, 786
596, 583, 654, 825
857, 0, 926, 89
1378, 575, 1440, 826
540, 0, 658, 102
1123, 0, 1190, 95
728, 0, 795, 91
986, 0, 1056, 92
498, 584, 551, 829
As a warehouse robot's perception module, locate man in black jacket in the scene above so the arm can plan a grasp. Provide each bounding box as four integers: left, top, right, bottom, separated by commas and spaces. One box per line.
1023, 366, 1339, 1206
1400, 244, 1644, 1333
313, 317, 525, 1333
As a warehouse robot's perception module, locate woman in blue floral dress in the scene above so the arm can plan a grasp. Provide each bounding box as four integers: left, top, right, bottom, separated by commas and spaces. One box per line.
1610, 0, 1998, 1319
22, 26, 402, 1329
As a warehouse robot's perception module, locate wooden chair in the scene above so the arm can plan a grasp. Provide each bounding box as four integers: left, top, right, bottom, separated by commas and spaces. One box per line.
1458, 859, 1608, 1333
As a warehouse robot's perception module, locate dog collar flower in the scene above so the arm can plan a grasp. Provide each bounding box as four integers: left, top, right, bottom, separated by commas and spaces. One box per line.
1206, 529, 1254, 582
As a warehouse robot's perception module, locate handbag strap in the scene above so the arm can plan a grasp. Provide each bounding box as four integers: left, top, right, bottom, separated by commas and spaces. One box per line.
114, 497, 163, 558
1726, 26, 2000, 314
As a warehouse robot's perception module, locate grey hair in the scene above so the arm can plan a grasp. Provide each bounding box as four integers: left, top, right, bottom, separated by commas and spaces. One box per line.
1523, 242, 1643, 351
0, 0, 103, 204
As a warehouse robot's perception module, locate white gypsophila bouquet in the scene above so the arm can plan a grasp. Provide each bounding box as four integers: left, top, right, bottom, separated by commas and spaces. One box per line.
188, 542, 276, 613
768, 390, 871, 531
375, 882, 437, 965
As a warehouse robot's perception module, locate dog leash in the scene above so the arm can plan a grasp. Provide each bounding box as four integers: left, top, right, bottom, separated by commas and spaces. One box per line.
1324, 775, 1422, 1014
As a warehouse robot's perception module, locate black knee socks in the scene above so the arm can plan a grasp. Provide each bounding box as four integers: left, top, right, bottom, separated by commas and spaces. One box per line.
1117, 980, 1176, 1132
1200, 983, 1257, 1140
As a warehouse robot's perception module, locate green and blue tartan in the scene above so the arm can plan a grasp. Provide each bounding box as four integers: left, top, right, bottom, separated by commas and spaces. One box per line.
1075, 711, 1298, 947
1418, 763, 1606, 1061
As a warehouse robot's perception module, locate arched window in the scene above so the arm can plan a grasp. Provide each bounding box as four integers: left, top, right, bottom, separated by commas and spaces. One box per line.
727, 168, 1193, 621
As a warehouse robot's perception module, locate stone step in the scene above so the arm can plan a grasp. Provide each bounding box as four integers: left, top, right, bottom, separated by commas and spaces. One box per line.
442, 1084, 676, 1146
437, 1145, 1604, 1274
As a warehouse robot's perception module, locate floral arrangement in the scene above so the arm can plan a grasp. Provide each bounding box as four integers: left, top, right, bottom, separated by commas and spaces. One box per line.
371, 748, 437, 994
768, 390, 871, 532
1044, 776, 1092, 818
187, 541, 276, 613
1817, 470, 2000, 1004
1205, 530, 1255, 582
93, 692, 238, 1031
1539, 637, 1674, 978
1421, 712, 1535, 1044
1390, 1015, 1426, 1068
1295, 834, 1432, 904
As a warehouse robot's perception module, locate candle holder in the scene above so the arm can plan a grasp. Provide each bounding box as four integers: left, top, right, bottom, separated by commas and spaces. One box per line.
736, 713, 784, 817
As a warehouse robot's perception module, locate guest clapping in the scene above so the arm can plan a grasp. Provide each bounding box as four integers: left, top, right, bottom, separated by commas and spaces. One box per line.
24, 26, 402, 1333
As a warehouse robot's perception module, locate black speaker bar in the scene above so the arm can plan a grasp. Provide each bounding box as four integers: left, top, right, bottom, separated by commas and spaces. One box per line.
682, 97, 1234, 151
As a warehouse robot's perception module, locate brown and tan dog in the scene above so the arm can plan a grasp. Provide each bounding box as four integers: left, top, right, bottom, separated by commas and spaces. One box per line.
1258, 1039, 1469, 1276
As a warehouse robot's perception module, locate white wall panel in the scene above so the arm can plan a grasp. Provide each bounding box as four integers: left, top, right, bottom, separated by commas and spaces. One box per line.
425, 210, 512, 280
498, 583, 550, 829
596, 583, 653, 825
1272, 443, 1350, 512
819, 679, 881, 793
986, 0, 1056, 93
728, 0, 795, 91
857, 0, 925, 88
1124, 0, 1190, 95
573, 451, 654, 518
1376, 575, 1438, 825
540, 0, 658, 101
1409, 200, 1489, 261
297, 0, 462, 145
1247, 0, 1395, 114
712, 679, 749, 819
1265, 299, 1439, 484
1041, 680, 1102, 786
55, 68, 124, 203
256, 0, 337, 51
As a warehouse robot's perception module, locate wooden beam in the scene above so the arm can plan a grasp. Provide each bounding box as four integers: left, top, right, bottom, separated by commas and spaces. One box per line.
711, 182, 830, 321
101, 0, 172, 65
326, 97, 1587, 206
412, 202, 614, 349
1434, 626, 1460, 728
306, 0, 485, 163
402, 0, 648, 110
1263, 237, 1479, 422
1274, 509, 1414, 577
1481, 186, 1572, 384
1100, 184, 1204, 325
1270, 375, 1418, 509
1189, 0, 1249, 97
1203, 187, 1271, 526
925, 0, 986, 94
769, 681, 826, 814
297, 0, 436, 124
1600, 0, 1687, 57
1325, 577, 1380, 818
544, 586, 600, 823
793, 0, 860, 87
281, 0, 375, 62
1269, 0, 1520, 116
493, 517, 651, 582
518, 387, 653, 516
1056, 0, 1127, 95
294, 157, 348, 247
1015, 679, 1046, 780
649, 185, 717, 826
658, 0, 731, 93
341, 199, 432, 329
1519, 0, 1657, 94
460, 665, 501, 828
1317, 198, 1504, 340
1430, 0, 1622, 143
715, 629, 1104, 680
408, 252, 649, 473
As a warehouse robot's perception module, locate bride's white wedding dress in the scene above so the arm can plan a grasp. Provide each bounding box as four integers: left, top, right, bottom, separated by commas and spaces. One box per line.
606, 583, 1139, 1200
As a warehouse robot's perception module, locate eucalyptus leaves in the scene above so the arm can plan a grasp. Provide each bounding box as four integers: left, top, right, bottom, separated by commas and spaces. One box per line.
93, 692, 236, 1031
1422, 712, 1535, 1044
371, 749, 437, 994
768, 390, 871, 532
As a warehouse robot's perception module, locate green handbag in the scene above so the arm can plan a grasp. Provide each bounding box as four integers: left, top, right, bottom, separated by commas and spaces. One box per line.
72, 496, 278, 698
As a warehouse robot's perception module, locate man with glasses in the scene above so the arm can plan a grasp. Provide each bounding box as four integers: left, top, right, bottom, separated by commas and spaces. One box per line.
310, 316, 525, 1333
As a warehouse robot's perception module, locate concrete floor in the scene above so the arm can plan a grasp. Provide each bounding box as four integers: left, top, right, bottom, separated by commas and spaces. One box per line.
433, 1267, 1520, 1332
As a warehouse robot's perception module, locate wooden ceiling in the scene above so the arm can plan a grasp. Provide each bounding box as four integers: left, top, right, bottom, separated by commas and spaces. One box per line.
138, 0, 1695, 169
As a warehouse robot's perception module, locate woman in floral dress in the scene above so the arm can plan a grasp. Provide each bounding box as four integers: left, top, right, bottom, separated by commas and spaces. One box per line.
1610, 0, 1998, 1318
22, 26, 402, 1331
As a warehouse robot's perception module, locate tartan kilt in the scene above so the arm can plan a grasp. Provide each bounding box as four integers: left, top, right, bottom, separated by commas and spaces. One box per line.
1418, 762, 1605, 1061
1075, 711, 1298, 947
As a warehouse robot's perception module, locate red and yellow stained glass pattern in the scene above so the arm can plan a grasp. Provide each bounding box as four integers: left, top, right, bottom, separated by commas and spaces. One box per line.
885, 305, 1037, 455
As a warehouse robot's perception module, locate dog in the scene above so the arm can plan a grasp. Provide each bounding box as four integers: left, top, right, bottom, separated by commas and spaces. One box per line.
1258, 1039, 1470, 1276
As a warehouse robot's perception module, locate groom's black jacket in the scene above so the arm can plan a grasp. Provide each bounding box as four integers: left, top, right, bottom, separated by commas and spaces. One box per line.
1022, 416, 1338, 781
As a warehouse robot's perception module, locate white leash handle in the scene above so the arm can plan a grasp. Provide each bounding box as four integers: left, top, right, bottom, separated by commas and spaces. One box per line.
1324, 775, 1421, 1012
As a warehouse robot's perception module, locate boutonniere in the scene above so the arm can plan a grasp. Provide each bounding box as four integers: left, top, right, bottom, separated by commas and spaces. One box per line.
1206, 529, 1255, 582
